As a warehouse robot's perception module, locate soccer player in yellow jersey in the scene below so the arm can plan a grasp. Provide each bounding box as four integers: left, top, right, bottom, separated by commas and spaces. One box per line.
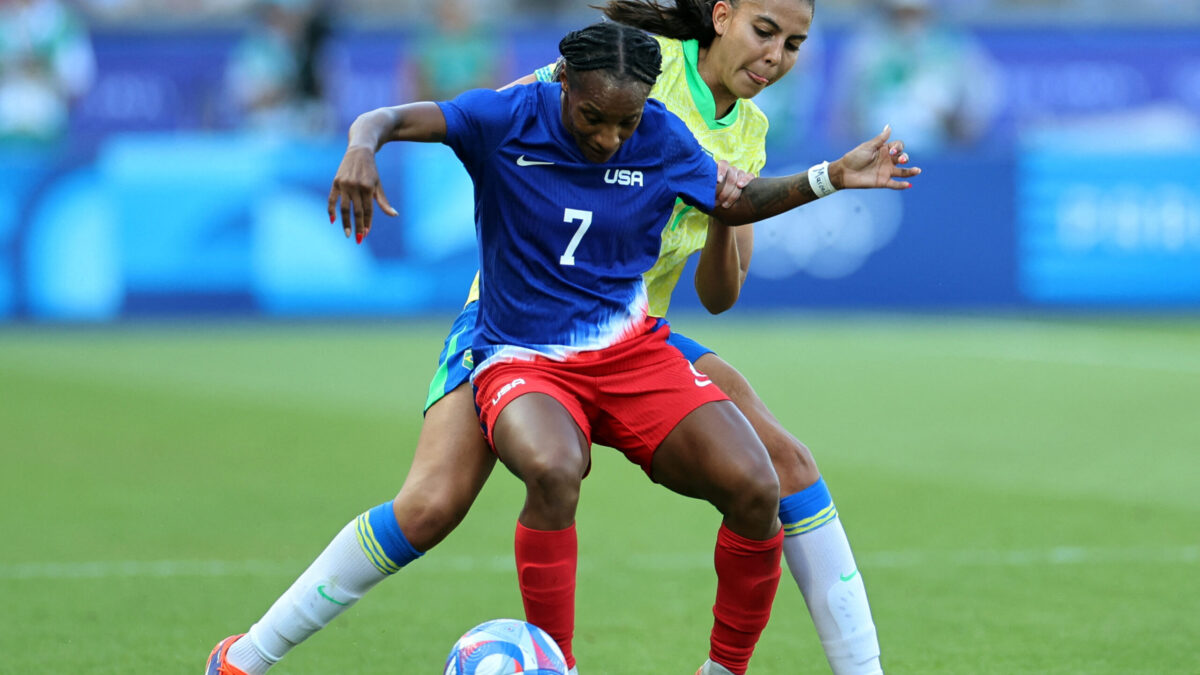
208, 2, 917, 674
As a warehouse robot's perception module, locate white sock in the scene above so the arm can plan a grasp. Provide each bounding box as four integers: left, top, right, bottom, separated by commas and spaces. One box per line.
700, 658, 736, 675
783, 517, 882, 675
226, 519, 392, 674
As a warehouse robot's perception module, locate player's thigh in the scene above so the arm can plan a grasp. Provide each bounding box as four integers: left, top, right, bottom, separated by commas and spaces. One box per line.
650, 400, 778, 533
694, 352, 819, 491
393, 383, 495, 548
491, 392, 590, 484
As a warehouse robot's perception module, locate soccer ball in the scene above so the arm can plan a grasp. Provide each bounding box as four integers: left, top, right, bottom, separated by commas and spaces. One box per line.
444, 618, 568, 675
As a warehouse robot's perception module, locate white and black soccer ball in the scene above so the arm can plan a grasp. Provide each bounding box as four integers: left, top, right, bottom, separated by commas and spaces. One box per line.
444, 618, 568, 675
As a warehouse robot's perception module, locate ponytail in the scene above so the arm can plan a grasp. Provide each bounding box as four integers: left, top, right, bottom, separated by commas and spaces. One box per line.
598, 0, 722, 48
598, 0, 816, 48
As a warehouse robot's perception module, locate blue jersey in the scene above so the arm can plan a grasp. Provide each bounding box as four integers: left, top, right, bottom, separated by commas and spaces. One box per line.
438, 82, 716, 374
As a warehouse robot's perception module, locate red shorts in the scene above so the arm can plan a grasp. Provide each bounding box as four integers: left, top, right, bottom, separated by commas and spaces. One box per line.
473, 323, 730, 476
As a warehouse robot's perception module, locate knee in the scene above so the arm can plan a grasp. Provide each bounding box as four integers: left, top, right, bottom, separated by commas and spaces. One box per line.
516, 452, 583, 511
391, 488, 472, 552
760, 425, 820, 493
723, 465, 781, 531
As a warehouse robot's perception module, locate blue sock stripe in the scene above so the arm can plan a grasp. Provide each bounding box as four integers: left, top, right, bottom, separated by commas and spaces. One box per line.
367, 501, 423, 569
779, 477, 837, 536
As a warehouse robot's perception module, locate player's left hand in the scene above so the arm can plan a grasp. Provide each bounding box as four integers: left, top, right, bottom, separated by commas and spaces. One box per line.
830, 124, 922, 190
715, 160, 756, 209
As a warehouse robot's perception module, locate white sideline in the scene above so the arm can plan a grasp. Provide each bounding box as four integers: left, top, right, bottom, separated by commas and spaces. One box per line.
1, 545, 1195, 580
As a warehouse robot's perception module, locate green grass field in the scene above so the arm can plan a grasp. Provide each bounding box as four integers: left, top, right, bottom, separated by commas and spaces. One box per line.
2, 314, 1198, 674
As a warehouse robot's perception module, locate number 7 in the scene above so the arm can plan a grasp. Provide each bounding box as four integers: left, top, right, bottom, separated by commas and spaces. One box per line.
559, 208, 593, 266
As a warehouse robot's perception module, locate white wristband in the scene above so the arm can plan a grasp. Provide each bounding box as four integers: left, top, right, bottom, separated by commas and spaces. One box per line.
807, 161, 837, 198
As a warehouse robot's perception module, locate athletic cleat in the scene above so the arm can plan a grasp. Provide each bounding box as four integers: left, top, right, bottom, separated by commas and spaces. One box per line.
205, 634, 249, 675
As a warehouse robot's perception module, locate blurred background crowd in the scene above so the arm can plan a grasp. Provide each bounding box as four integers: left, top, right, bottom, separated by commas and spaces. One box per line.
45, 0, 1200, 23
2, 0, 1199, 320
5, 0, 1197, 145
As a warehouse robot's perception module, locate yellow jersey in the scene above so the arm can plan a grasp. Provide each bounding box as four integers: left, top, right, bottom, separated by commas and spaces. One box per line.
465, 35, 768, 316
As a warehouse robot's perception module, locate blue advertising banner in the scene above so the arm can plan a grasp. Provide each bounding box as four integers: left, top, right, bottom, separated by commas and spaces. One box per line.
11, 134, 482, 321
1017, 143, 1200, 306
2, 25, 1198, 320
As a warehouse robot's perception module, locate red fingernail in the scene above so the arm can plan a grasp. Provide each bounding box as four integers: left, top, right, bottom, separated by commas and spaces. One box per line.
356, 232, 363, 244
330, 213, 335, 224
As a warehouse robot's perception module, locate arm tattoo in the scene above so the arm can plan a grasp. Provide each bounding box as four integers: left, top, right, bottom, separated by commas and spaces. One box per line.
712, 174, 818, 226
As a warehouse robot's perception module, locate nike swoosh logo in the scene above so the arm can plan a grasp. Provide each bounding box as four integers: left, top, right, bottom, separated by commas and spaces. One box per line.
840, 569, 859, 582
516, 155, 554, 167
695, 379, 713, 387
317, 584, 349, 606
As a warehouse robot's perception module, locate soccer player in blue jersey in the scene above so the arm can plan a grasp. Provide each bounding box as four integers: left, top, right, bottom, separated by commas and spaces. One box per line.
439, 28, 784, 675
207, 5, 921, 675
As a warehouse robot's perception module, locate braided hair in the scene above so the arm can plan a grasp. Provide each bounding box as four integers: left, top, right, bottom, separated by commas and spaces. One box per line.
557, 21, 663, 88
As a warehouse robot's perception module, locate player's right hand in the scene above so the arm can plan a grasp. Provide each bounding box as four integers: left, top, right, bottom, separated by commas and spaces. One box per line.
715, 159, 755, 209
328, 145, 398, 244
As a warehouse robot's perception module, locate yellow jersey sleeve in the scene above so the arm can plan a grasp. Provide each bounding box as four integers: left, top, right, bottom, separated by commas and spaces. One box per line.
465, 272, 480, 306
534, 61, 559, 83
643, 36, 768, 317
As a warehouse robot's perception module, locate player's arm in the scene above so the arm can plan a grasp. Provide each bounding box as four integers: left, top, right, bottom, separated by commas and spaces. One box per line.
694, 217, 754, 314
500, 73, 539, 89
691, 161, 754, 313
330, 69, 544, 241
328, 102, 448, 241
710, 125, 921, 226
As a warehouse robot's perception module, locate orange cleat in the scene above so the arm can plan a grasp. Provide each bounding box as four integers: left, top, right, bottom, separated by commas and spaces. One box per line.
205, 634, 250, 675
